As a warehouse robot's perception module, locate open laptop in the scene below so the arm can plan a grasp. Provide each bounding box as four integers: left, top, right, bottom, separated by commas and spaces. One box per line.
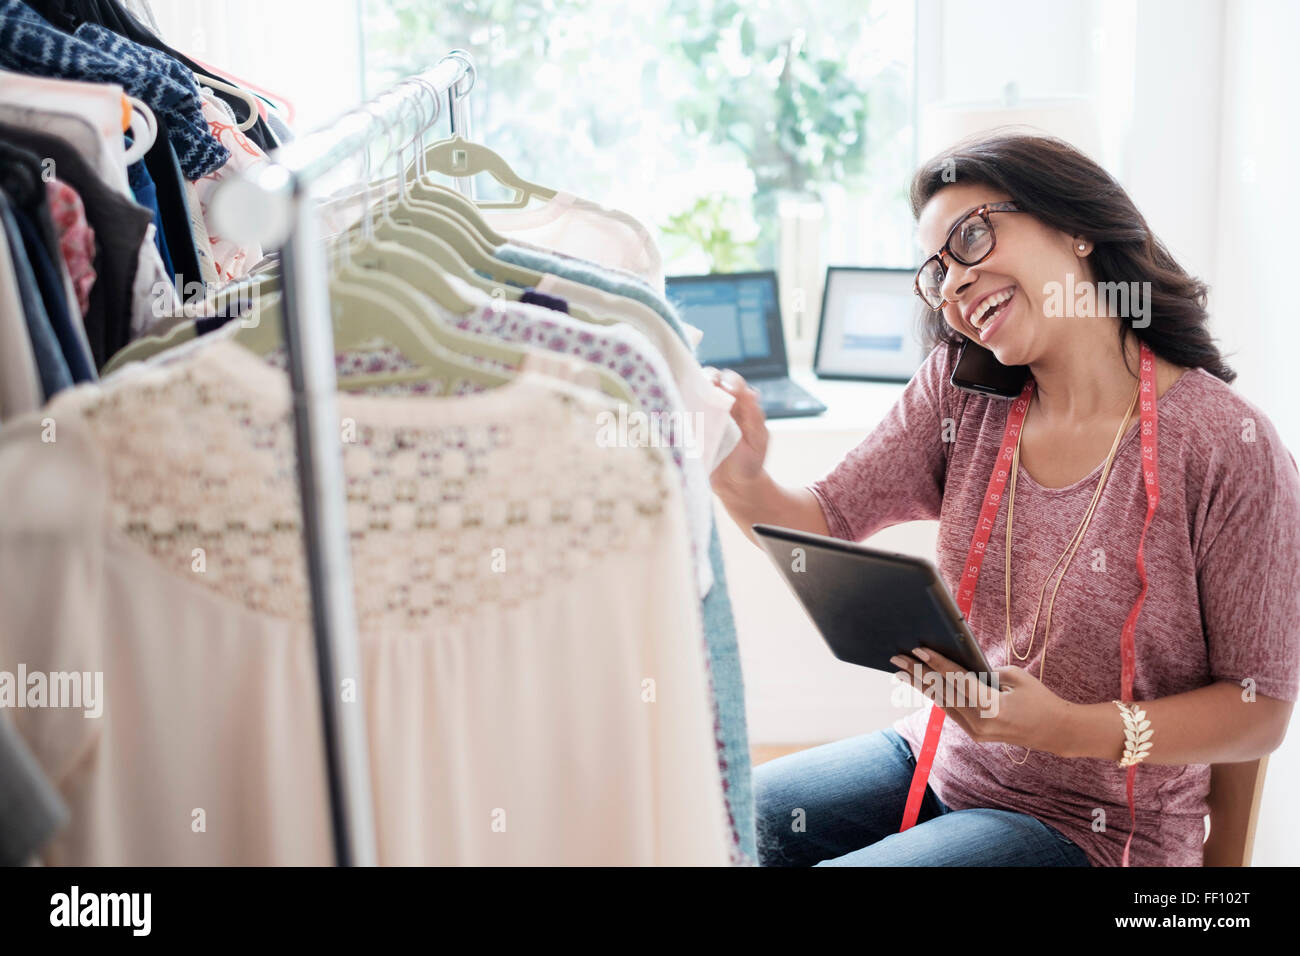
666, 271, 826, 419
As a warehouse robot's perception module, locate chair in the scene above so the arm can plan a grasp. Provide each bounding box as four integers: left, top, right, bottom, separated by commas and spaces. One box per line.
1202, 758, 1269, 866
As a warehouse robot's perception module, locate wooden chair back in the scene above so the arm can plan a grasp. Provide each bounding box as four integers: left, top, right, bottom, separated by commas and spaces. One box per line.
1203, 758, 1269, 866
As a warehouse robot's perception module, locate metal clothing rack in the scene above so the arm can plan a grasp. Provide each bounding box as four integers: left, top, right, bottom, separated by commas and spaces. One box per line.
210, 50, 478, 867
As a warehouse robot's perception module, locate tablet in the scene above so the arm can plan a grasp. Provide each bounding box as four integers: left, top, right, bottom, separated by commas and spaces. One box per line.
752, 524, 995, 682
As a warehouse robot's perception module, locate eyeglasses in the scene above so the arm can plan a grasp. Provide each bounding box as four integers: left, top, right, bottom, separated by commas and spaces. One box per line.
913, 202, 1021, 311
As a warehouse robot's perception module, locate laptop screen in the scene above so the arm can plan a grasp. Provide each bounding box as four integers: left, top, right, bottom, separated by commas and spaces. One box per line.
666, 272, 786, 374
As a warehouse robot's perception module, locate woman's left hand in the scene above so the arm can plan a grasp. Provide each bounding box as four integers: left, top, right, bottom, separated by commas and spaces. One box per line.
889, 647, 1077, 756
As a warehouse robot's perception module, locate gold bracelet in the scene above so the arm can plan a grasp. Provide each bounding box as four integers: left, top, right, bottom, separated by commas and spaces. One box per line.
1113, 700, 1153, 767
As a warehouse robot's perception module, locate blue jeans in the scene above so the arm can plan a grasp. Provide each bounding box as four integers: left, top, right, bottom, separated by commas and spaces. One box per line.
754, 729, 1090, 866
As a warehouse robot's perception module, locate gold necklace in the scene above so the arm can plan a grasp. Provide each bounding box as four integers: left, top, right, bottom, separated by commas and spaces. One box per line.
1001, 379, 1142, 766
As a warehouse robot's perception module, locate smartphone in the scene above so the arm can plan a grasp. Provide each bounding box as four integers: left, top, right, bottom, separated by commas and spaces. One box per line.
950, 338, 1030, 399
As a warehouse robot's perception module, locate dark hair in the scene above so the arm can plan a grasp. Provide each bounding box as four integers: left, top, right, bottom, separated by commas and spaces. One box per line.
909, 129, 1235, 383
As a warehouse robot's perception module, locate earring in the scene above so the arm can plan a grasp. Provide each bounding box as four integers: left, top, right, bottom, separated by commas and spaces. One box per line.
1077, 243, 1087, 252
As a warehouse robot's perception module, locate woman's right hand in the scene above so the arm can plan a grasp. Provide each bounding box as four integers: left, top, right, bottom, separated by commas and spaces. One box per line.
708, 368, 769, 489
705, 367, 831, 543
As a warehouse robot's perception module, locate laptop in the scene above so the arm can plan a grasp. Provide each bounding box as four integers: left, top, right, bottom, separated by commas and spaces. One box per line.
666, 270, 827, 419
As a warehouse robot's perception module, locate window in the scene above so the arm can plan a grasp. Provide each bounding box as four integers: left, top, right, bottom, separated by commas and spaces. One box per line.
363, 0, 917, 276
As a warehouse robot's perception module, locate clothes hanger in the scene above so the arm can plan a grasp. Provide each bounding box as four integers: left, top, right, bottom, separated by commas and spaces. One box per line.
356, 88, 633, 400
368, 179, 542, 287
231, 263, 515, 393
171, 88, 607, 371
191, 72, 260, 131
107, 87, 631, 402
342, 234, 631, 401
212, 168, 508, 305
421, 134, 557, 211
397, 77, 523, 246
341, 87, 632, 401
100, 280, 263, 375
282, 88, 539, 290
245, 82, 559, 303
226, 99, 513, 393
363, 206, 611, 328
121, 96, 156, 164
378, 82, 525, 259
336, 101, 525, 390
370, 83, 624, 328
114, 100, 511, 393
390, 77, 640, 334
402, 188, 499, 257
409, 176, 514, 245
406, 168, 511, 246
333, 93, 515, 364
341, 90, 506, 339
412, 55, 559, 211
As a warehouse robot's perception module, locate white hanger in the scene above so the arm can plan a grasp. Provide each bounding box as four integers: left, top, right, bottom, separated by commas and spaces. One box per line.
121, 96, 156, 164
421, 134, 557, 210
192, 72, 259, 132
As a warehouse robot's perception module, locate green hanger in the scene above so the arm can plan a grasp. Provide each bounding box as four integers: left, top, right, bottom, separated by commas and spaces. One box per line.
339, 241, 634, 403
233, 276, 515, 393
343, 237, 517, 362
404, 191, 498, 257
405, 170, 511, 246
341, 237, 474, 313
421, 134, 558, 210
373, 197, 541, 288
102, 315, 202, 375
367, 212, 514, 299
364, 211, 612, 326
197, 271, 280, 311
101, 285, 272, 375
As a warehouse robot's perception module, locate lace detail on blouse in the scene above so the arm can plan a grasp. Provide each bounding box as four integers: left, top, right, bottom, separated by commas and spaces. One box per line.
75, 342, 674, 629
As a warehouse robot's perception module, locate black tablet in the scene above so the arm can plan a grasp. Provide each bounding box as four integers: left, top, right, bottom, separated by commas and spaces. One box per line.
752, 524, 995, 683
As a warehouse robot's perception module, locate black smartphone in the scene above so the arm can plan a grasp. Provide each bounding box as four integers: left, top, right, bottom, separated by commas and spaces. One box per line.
950, 338, 1030, 399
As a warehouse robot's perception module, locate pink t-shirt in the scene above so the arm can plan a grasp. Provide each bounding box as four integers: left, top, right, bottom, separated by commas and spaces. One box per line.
808, 340, 1300, 867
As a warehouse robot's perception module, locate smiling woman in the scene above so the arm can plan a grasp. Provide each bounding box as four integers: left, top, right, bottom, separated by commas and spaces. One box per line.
910, 131, 1232, 384
711, 129, 1300, 867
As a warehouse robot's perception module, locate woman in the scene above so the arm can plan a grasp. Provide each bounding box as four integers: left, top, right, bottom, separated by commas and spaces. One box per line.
711, 131, 1300, 866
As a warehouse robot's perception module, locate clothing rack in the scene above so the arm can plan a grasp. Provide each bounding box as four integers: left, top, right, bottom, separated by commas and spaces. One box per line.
209, 51, 478, 867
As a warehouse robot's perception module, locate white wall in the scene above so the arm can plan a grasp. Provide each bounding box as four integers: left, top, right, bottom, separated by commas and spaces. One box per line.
1211, 0, 1300, 444
1122, 0, 1225, 290
1208, 0, 1300, 868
